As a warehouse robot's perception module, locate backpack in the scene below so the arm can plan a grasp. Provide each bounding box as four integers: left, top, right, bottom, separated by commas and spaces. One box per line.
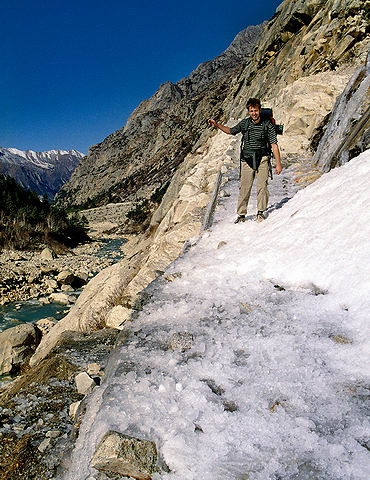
240, 108, 283, 178
260, 108, 284, 136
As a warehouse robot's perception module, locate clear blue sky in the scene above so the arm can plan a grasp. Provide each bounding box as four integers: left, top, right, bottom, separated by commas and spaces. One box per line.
1, 0, 282, 154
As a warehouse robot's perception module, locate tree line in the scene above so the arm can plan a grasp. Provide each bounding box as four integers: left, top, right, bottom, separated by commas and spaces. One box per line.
0, 174, 89, 251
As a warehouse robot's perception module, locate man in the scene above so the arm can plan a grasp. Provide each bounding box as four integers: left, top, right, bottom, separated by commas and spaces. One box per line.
209, 98, 282, 223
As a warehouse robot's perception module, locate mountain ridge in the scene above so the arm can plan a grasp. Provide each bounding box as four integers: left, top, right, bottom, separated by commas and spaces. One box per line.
55, 23, 265, 209
0, 148, 84, 199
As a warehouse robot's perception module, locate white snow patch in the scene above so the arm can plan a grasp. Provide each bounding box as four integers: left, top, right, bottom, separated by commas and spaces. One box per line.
64, 149, 370, 480
1, 147, 84, 169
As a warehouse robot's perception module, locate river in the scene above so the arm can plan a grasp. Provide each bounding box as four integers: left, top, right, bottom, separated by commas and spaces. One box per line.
0, 237, 127, 333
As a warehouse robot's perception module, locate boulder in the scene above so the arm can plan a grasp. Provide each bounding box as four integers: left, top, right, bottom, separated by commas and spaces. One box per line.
44, 278, 58, 290
87, 363, 103, 376
36, 317, 57, 336
69, 400, 82, 419
75, 372, 97, 395
91, 431, 158, 480
39, 297, 51, 305
76, 271, 89, 283
0, 324, 41, 374
57, 270, 76, 285
38, 438, 52, 453
55, 270, 87, 289
105, 305, 131, 329
40, 247, 55, 261
61, 284, 74, 292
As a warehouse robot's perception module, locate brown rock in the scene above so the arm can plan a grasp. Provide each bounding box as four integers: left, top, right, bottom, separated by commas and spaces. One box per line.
0, 324, 41, 375
91, 431, 158, 480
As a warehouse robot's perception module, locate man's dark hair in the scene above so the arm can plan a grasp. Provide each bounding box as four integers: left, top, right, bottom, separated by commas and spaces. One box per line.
246, 98, 261, 109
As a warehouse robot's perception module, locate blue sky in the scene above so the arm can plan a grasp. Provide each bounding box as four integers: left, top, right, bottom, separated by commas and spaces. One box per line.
1, 0, 282, 154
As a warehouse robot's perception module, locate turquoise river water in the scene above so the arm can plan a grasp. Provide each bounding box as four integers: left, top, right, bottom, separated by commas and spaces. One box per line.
0, 237, 126, 333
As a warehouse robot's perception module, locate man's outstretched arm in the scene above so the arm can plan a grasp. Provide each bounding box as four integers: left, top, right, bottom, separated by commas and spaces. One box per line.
208, 119, 231, 134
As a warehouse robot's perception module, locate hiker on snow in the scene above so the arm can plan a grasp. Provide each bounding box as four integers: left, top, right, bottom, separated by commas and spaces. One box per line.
208, 97, 282, 223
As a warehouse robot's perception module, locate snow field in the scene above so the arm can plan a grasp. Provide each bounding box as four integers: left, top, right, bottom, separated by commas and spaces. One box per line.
65, 150, 370, 480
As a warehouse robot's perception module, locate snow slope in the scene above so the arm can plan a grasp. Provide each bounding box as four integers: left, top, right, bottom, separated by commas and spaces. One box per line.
63, 150, 370, 480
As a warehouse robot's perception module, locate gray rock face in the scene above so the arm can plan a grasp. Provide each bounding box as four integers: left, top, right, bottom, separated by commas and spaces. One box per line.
313, 53, 370, 171
225, 0, 369, 121
91, 431, 158, 479
176, 24, 265, 97
0, 324, 41, 374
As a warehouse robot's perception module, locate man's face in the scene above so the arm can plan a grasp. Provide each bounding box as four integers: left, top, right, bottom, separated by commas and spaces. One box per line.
248, 105, 261, 123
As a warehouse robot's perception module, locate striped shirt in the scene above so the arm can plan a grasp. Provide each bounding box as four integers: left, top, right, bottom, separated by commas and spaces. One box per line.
230, 118, 277, 152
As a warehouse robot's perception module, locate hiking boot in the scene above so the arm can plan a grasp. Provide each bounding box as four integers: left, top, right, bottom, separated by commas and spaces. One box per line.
256, 211, 265, 222
234, 215, 246, 224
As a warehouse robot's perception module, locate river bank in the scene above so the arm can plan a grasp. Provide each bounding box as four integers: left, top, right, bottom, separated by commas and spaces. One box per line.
0, 236, 126, 309
0, 234, 129, 479
0, 234, 128, 479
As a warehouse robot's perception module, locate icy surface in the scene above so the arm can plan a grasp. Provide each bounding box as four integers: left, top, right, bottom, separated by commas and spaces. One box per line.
63, 149, 370, 480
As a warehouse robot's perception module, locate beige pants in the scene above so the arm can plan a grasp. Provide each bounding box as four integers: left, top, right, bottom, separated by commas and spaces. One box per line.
237, 156, 269, 215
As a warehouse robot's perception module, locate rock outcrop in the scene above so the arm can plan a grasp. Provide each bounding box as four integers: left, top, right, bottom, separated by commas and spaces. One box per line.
313, 51, 370, 170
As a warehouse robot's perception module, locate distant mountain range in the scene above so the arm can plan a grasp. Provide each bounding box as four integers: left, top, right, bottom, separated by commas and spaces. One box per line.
0, 148, 84, 199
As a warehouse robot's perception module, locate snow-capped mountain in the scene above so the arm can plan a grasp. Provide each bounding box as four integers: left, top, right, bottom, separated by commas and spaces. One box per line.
0, 147, 84, 199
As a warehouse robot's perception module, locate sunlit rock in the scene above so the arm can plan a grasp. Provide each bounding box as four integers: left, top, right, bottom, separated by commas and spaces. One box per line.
87, 363, 103, 376
91, 431, 158, 480
57, 270, 76, 285
0, 324, 41, 375
106, 305, 131, 329
36, 317, 57, 336
75, 372, 97, 395
49, 292, 70, 305
40, 247, 55, 261
69, 400, 82, 420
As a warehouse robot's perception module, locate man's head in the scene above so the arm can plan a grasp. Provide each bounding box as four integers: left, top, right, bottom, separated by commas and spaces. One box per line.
247, 97, 261, 123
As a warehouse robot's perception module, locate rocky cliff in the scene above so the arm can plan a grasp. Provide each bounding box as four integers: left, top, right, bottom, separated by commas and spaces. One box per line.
0, 148, 83, 199
55, 24, 264, 210
31, 0, 369, 366
56, 0, 368, 215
